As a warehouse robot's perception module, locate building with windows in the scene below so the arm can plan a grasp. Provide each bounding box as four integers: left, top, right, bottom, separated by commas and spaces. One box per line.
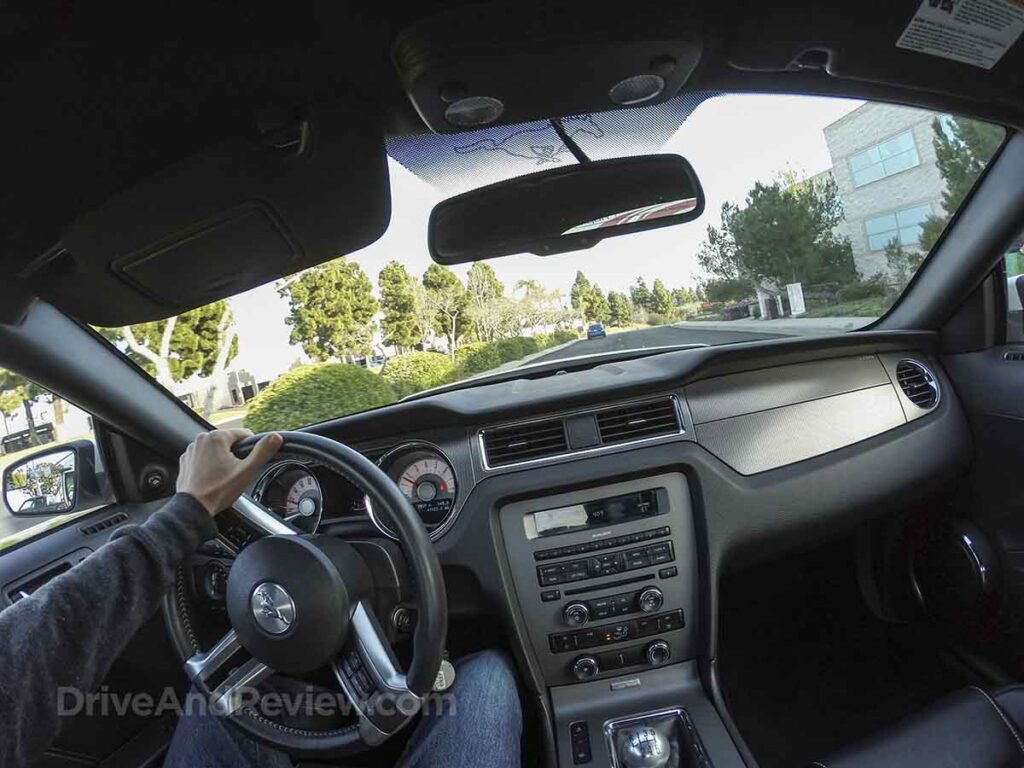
820, 102, 946, 279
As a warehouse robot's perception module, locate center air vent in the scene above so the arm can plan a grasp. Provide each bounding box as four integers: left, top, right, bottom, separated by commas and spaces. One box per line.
597, 398, 681, 444
481, 418, 568, 467
895, 360, 939, 409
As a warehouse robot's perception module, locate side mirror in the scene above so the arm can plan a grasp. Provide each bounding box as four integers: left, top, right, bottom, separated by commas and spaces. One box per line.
3, 440, 99, 517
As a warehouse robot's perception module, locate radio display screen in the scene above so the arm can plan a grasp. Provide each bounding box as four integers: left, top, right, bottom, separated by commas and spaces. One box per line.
526, 488, 664, 539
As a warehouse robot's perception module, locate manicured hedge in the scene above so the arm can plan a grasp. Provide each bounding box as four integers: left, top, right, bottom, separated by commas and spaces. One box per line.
381, 352, 454, 398
245, 364, 397, 431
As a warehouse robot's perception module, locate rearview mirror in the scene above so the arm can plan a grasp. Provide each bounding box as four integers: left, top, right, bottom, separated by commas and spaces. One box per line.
428, 154, 704, 264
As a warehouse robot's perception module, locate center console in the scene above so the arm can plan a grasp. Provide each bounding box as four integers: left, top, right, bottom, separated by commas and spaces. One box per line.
500, 474, 745, 767
500, 474, 697, 687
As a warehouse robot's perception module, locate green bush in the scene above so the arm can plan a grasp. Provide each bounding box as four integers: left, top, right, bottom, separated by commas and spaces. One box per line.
454, 342, 487, 367
494, 336, 540, 363
454, 344, 503, 376
381, 352, 454, 398
837, 278, 887, 302
245, 364, 397, 431
549, 329, 579, 345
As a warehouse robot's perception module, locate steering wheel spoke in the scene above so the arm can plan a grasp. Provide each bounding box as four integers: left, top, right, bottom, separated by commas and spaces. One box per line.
185, 629, 274, 715
232, 493, 296, 537
331, 601, 420, 745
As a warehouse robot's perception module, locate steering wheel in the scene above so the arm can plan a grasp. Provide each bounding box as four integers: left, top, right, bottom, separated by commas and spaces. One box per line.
162, 431, 448, 757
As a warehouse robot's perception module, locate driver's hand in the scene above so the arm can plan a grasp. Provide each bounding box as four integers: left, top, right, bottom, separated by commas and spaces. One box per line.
176, 429, 283, 516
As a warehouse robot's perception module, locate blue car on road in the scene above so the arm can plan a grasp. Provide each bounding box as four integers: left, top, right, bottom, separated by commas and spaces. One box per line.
586, 323, 606, 339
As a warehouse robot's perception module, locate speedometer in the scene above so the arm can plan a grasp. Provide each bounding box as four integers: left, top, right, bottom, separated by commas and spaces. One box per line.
370, 443, 459, 539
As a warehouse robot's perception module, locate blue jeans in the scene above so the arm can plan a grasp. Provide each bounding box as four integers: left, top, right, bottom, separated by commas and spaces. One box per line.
164, 649, 522, 768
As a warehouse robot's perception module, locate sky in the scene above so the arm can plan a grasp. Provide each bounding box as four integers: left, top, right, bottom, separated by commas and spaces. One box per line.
229, 94, 863, 381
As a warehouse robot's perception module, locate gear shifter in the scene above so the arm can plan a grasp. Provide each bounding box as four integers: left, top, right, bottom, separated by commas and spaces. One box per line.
618, 725, 671, 768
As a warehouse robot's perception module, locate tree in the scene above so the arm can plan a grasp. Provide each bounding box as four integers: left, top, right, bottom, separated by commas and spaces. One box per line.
570, 271, 592, 315
0, 389, 22, 436
466, 262, 509, 342
884, 238, 925, 292
697, 174, 855, 289
198, 304, 239, 418
671, 286, 698, 306
919, 116, 1005, 250
607, 291, 632, 326
422, 264, 469, 359
101, 301, 238, 390
280, 258, 378, 362
514, 280, 568, 333
586, 285, 611, 324
699, 277, 754, 304
651, 279, 672, 315
378, 261, 420, 352
630, 278, 654, 312
0, 369, 48, 446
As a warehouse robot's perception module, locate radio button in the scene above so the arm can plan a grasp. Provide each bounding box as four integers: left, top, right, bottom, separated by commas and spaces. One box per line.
550, 633, 578, 653
626, 549, 650, 568
636, 616, 660, 637
541, 589, 562, 602
659, 610, 685, 631
576, 629, 600, 649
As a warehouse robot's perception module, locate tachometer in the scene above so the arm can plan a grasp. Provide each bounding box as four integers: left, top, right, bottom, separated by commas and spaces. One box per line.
254, 463, 323, 534
370, 443, 459, 538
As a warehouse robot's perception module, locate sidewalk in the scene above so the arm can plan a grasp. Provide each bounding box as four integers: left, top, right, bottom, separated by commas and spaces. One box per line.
674, 317, 873, 336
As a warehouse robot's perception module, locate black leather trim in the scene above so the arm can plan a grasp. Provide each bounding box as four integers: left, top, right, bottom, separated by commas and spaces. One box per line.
812, 686, 1024, 768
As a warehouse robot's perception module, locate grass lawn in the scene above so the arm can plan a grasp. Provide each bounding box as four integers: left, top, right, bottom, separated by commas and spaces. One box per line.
209, 407, 249, 426
802, 296, 886, 318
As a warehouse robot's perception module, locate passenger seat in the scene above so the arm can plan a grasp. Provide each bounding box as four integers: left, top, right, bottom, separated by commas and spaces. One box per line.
812, 686, 1024, 768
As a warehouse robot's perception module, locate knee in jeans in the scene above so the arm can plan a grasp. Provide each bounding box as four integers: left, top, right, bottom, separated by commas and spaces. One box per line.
456, 649, 521, 722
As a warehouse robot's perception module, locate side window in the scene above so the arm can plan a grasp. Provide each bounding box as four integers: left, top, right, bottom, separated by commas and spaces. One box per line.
0, 370, 111, 543
1006, 236, 1024, 343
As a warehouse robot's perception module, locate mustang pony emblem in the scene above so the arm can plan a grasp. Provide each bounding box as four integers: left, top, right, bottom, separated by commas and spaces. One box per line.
250, 583, 295, 634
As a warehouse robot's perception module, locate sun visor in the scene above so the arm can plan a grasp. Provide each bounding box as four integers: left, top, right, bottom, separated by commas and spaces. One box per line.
26, 105, 390, 326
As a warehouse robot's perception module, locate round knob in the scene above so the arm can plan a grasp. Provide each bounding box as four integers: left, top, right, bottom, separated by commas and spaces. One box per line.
563, 601, 590, 627
620, 724, 671, 768
638, 587, 664, 613
572, 655, 600, 681
645, 640, 671, 667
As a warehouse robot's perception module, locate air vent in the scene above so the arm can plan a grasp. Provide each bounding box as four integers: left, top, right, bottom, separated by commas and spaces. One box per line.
597, 398, 681, 444
1004, 349, 1024, 361
80, 512, 128, 536
481, 418, 568, 467
895, 360, 939, 409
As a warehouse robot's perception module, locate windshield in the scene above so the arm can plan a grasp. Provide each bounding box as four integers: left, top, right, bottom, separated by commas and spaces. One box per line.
99, 94, 1003, 431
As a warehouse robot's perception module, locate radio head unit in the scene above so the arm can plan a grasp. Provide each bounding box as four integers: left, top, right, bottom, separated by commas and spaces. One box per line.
524, 488, 666, 540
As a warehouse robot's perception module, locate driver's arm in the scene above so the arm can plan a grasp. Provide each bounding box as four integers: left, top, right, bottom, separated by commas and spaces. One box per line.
0, 428, 281, 768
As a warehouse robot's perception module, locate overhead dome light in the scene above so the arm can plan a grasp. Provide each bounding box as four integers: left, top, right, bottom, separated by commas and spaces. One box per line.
444, 96, 505, 127
608, 74, 665, 106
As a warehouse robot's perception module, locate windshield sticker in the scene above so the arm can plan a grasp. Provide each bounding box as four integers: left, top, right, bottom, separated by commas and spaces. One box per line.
455, 115, 604, 165
386, 91, 710, 194
562, 198, 697, 235
897, 0, 1024, 69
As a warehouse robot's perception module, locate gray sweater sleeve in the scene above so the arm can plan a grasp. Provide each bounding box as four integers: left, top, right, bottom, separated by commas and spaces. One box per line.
0, 492, 217, 768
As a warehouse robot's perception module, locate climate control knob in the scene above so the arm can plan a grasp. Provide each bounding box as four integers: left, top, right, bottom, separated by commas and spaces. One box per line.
646, 640, 671, 667
563, 601, 590, 627
637, 586, 664, 613
572, 655, 600, 681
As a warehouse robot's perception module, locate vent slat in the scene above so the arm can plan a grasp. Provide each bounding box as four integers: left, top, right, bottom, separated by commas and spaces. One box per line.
596, 398, 680, 445
482, 418, 568, 466
895, 360, 938, 409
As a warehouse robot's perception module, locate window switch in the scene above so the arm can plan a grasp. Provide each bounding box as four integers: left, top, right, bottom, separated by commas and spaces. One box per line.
569, 720, 592, 764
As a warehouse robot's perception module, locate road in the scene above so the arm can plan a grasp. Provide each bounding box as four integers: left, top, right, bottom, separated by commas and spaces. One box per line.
531, 324, 789, 364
